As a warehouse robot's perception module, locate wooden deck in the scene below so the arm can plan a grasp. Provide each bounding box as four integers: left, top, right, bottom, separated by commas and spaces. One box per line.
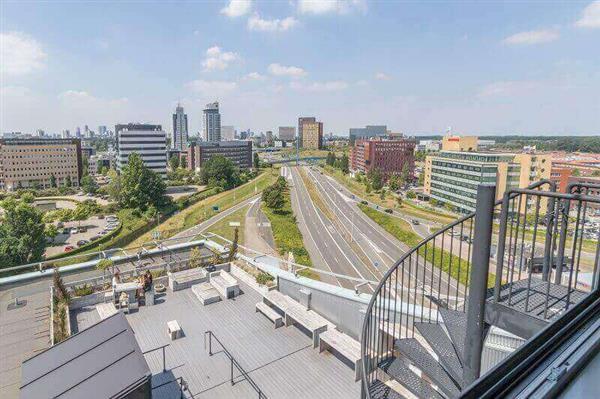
123, 281, 360, 399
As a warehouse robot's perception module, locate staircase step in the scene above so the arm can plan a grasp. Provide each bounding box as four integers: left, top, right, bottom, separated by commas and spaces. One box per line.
439, 308, 467, 365
369, 380, 406, 399
395, 338, 461, 398
379, 357, 444, 399
414, 322, 464, 387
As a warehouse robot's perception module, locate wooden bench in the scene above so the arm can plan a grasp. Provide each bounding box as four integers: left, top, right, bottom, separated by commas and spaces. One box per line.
168, 268, 208, 291
167, 320, 182, 340
209, 270, 240, 299
255, 302, 283, 328
263, 290, 292, 313
96, 303, 117, 320
319, 329, 362, 381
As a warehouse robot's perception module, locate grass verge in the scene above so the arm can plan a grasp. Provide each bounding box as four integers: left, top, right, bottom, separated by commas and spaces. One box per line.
204, 206, 247, 243
358, 204, 495, 288
298, 167, 335, 221
126, 170, 278, 248
261, 187, 319, 280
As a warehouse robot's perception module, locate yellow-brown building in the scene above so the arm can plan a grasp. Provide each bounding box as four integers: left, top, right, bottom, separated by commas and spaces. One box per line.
424, 151, 551, 214
0, 138, 83, 191
441, 135, 478, 152
301, 121, 323, 150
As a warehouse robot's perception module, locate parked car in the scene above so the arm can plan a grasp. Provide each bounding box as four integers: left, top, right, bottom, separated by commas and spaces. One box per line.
105, 225, 117, 231
57, 222, 64, 228
411, 219, 420, 225
446, 230, 461, 237
79, 226, 87, 233
64, 245, 75, 252
77, 239, 89, 247
70, 227, 79, 234
361, 200, 368, 205
90, 235, 102, 241
98, 214, 105, 219
384, 209, 393, 214
62, 228, 70, 234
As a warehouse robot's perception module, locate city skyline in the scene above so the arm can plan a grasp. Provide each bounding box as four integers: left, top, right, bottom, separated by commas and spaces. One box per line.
1, 1, 600, 135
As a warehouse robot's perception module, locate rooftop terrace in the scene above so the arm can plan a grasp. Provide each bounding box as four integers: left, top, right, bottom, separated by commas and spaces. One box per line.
72, 279, 360, 399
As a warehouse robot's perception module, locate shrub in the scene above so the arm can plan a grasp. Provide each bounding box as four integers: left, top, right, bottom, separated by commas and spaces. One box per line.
73, 284, 94, 297
256, 272, 274, 286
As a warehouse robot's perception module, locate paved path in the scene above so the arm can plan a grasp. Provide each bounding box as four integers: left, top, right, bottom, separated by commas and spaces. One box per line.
244, 198, 279, 258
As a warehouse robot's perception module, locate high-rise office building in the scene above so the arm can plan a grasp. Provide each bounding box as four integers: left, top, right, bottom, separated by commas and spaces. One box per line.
301, 120, 323, 150
98, 126, 107, 136
203, 102, 221, 142
75, 127, 81, 138
187, 141, 252, 171
115, 123, 167, 178
278, 126, 295, 142
350, 137, 416, 180
172, 104, 189, 151
265, 131, 273, 145
348, 125, 387, 144
297, 117, 316, 148
221, 126, 235, 141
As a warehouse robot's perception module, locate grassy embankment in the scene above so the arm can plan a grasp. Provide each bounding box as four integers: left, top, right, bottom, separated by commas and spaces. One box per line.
358, 204, 495, 288
204, 206, 247, 243
260, 184, 319, 280
127, 169, 278, 248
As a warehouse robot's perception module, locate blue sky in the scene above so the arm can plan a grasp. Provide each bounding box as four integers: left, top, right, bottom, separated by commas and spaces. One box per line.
1, 0, 599, 136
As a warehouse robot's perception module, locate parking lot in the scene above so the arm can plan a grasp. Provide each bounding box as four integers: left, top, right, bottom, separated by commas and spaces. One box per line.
44, 215, 120, 257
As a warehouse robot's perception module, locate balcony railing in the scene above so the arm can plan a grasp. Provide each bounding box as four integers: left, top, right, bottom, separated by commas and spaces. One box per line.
360, 180, 600, 398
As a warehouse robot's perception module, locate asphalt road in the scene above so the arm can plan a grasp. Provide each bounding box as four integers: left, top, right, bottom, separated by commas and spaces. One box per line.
286, 166, 379, 290
305, 166, 466, 300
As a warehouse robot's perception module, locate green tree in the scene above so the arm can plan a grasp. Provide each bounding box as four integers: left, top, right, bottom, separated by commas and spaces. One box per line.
72, 204, 91, 227
0, 198, 46, 267
572, 168, 581, 177
418, 170, 425, 186
339, 153, 349, 174
253, 152, 260, 169
81, 175, 98, 194
45, 224, 58, 244
53, 267, 70, 303
199, 155, 240, 190
120, 153, 167, 211
380, 189, 386, 200
50, 174, 57, 188
262, 185, 284, 209
406, 190, 416, 199
65, 175, 72, 187
368, 168, 384, 191
592, 169, 600, 177
275, 176, 288, 190
388, 174, 401, 191
227, 227, 239, 262
189, 247, 204, 268
106, 169, 122, 202
169, 154, 180, 170
401, 162, 412, 185
365, 181, 372, 194
180, 156, 187, 169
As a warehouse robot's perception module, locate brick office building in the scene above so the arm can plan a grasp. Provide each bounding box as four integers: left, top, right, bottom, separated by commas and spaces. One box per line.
350, 137, 416, 180
186, 140, 253, 171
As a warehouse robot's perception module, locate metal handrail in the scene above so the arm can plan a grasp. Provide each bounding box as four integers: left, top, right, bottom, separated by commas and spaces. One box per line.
142, 343, 170, 373
204, 330, 267, 399
359, 180, 563, 398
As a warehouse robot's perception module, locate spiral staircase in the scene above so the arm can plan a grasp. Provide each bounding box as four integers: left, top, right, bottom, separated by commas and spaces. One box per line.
360, 181, 600, 399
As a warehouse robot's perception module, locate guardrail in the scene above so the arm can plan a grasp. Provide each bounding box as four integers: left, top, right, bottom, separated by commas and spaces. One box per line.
204, 330, 267, 399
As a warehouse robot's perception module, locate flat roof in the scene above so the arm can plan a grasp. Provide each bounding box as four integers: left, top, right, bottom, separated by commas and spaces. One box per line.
20, 312, 150, 399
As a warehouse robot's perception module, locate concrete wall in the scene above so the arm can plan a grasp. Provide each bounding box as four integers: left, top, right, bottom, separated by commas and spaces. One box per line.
278, 276, 368, 340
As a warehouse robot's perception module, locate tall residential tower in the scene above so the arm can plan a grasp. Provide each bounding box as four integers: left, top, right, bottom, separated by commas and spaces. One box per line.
203, 102, 221, 142
172, 104, 189, 150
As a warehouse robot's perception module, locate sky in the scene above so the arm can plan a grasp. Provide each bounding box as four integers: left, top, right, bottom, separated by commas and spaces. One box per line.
1, 0, 599, 137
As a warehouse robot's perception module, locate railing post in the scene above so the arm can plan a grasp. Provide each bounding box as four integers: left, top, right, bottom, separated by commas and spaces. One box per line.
541, 196, 556, 282
463, 184, 496, 386
231, 358, 234, 385
554, 198, 570, 285
162, 346, 166, 372
494, 193, 510, 301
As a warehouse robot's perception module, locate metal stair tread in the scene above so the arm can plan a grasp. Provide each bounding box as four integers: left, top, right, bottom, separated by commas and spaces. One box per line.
395, 338, 461, 398
439, 308, 467, 366
414, 322, 464, 387
379, 357, 444, 399
369, 379, 406, 399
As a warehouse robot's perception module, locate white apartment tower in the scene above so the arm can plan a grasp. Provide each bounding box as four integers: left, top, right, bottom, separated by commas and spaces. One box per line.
172, 104, 188, 151
203, 101, 221, 142
115, 123, 167, 179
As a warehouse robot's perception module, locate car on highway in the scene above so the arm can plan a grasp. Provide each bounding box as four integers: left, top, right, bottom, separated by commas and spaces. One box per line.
64, 245, 75, 252
77, 239, 89, 247
411, 219, 420, 225
70, 227, 79, 234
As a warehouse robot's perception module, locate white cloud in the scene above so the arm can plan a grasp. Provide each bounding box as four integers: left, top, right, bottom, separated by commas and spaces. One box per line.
268, 63, 307, 78
187, 79, 238, 94
202, 46, 239, 71
244, 72, 267, 80
0, 32, 47, 76
477, 81, 538, 98
575, 1, 600, 28
247, 14, 298, 32
58, 90, 128, 106
290, 80, 348, 92
356, 80, 369, 86
297, 0, 366, 15
502, 29, 559, 45
374, 72, 391, 80
220, 0, 252, 18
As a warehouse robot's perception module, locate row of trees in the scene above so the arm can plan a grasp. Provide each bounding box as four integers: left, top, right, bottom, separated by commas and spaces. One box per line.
262, 176, 288, 210
325, 152, 349, 174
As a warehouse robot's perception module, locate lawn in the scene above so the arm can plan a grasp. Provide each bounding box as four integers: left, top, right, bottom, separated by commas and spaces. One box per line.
126, 169, 278, 248
204, 206, 247, 243
358, 204, 495, 288
261, 187, 319, 280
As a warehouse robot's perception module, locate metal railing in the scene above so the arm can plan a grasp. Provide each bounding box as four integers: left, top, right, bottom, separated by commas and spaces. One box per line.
204, 330, 267, 399
360, 180, 600, 398
142, 343, 170, 373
